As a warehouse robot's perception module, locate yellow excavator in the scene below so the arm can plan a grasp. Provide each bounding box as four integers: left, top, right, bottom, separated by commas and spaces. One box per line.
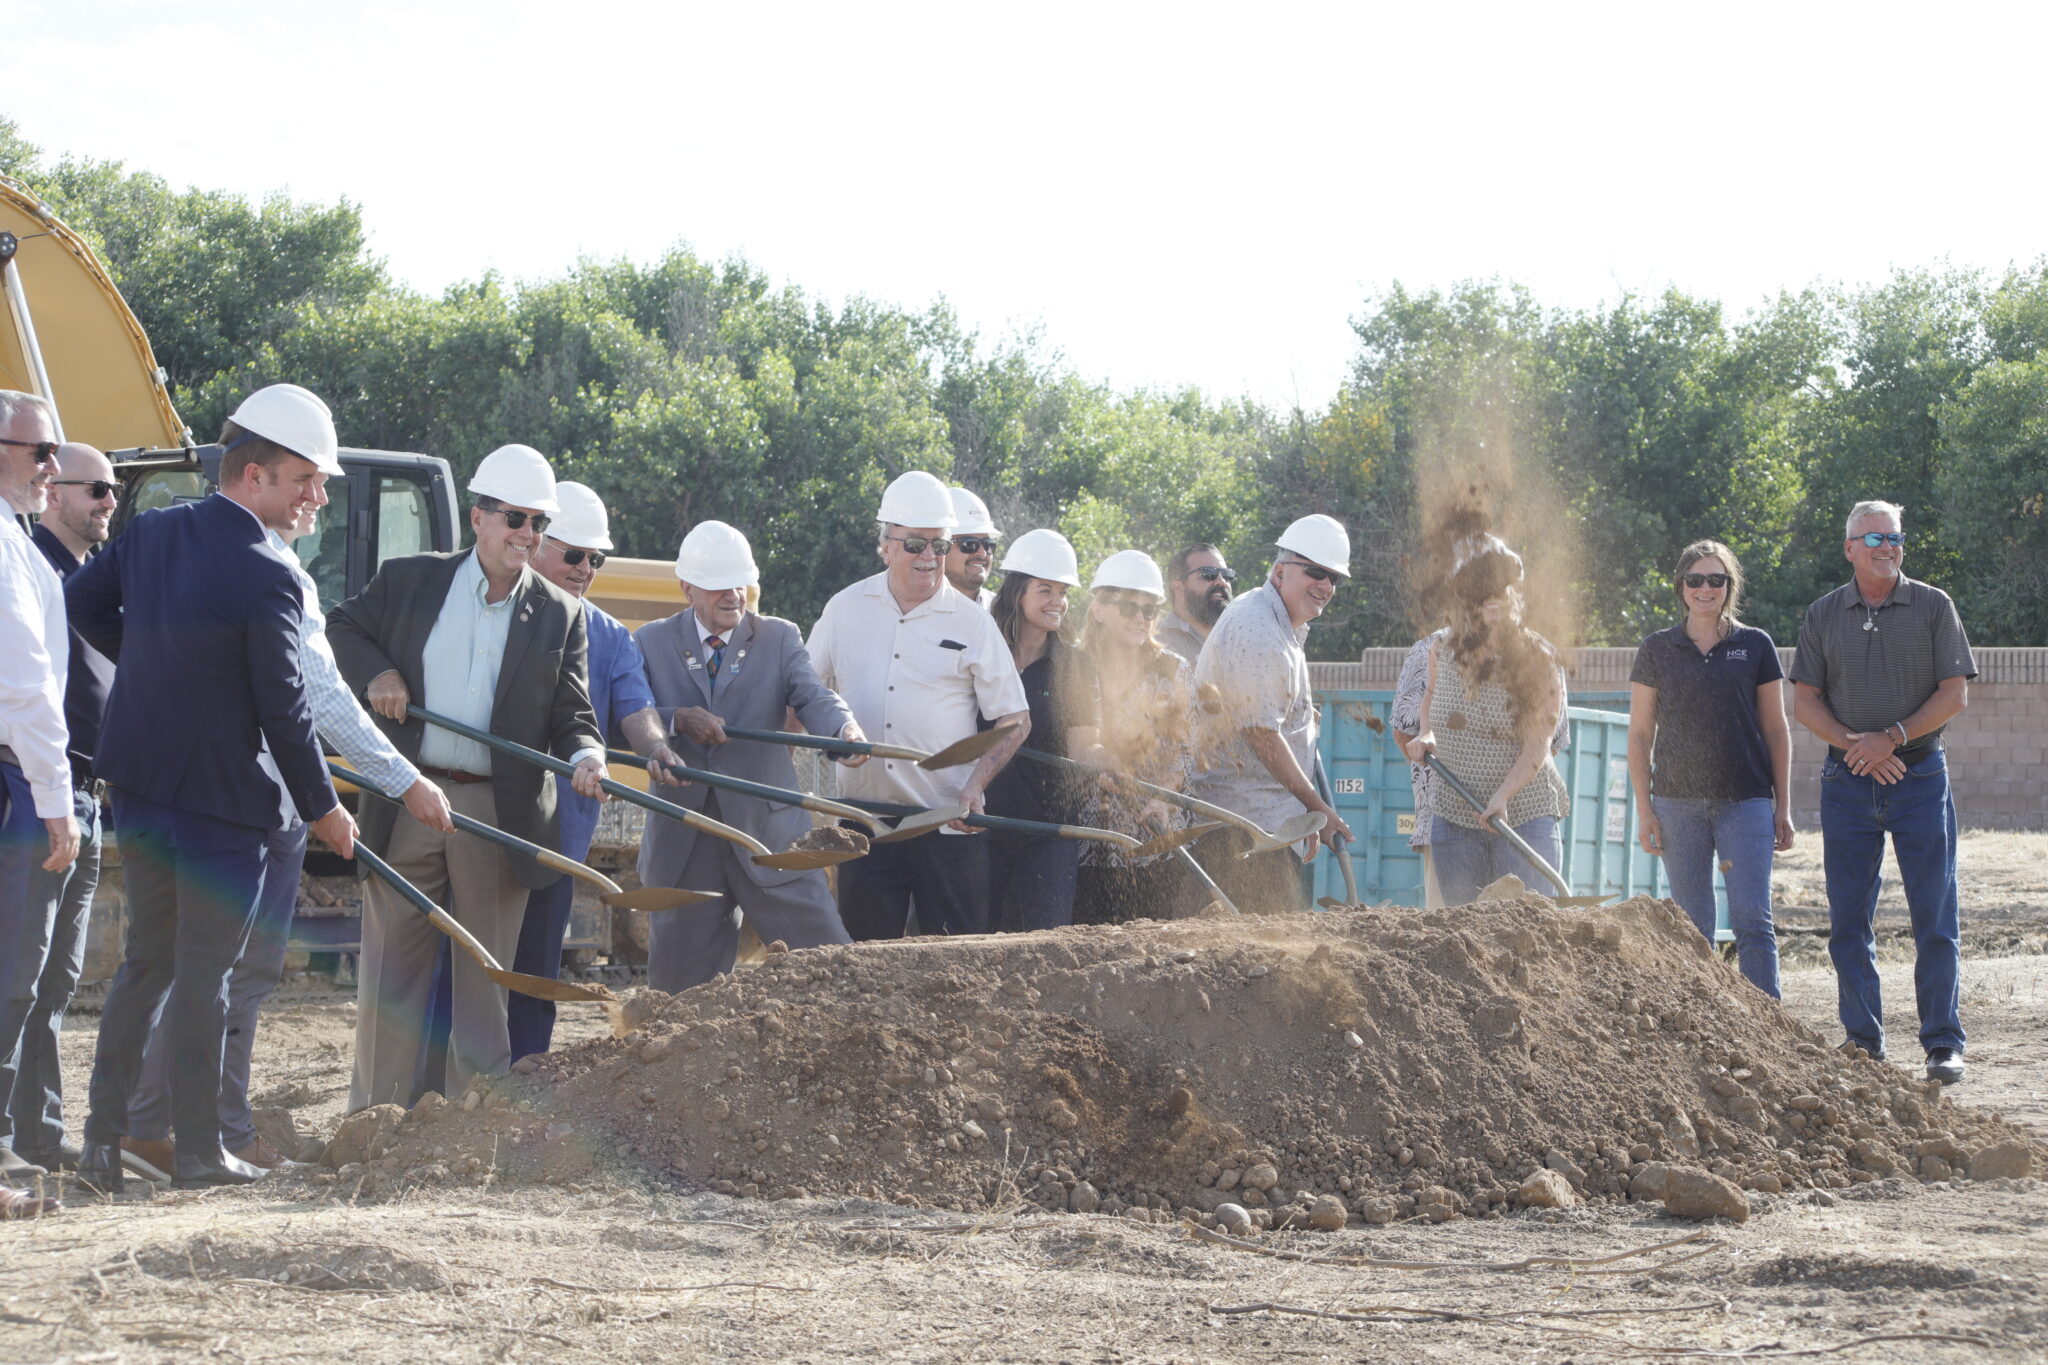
2, 172, 683, 976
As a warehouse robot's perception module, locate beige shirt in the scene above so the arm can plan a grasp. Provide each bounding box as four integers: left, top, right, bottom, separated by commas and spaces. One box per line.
806, 571, 1027, 814
1190, 583, 1317, 839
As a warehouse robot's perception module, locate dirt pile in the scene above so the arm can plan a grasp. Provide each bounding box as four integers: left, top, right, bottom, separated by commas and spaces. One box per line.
332, 892, 2040, 1224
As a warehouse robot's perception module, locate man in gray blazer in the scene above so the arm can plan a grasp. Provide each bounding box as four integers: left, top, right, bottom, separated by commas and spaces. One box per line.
636, 521, 866, 990
327, 445, 606, 1109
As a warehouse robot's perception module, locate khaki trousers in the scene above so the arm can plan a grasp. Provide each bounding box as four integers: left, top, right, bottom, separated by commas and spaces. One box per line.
349, 783, 528, 1112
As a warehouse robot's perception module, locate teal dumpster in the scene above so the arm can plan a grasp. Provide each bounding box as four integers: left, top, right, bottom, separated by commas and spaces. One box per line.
1307, 692, 1724, 932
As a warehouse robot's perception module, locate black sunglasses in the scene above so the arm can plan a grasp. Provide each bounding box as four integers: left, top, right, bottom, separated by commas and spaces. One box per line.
1682, 572, 1731, 589
952, 536, 999, 555
51, 479, 119, 500
886, 534, 952, 555
1184, 565, 1237, 584
547, 539, 606, 569
1284, 559, 1342, 583
481, 506, 550, 533
1106, 598, 1163, 622
0, 437, 59, 466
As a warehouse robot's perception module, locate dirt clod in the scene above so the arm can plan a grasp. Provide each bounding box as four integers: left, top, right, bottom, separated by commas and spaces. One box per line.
793, 825, 868, 854
1660, 1167, 1750, 1223
1970, 1140, 2033, 1180
1519, 1169, 1577, 1208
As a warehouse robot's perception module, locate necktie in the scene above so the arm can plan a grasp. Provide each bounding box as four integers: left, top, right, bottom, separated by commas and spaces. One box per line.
706, 635, 725, 682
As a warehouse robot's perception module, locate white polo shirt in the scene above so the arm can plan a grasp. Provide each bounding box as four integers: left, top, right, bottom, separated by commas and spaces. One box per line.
806, 571, 1027, 813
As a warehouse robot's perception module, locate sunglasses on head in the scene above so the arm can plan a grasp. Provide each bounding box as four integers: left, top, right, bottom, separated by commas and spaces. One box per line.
1285, 559, 1341, 583
1683, 572, 1731, 589
481, 506, 550, 533
886, 534, 952, 555
51, 479, 119, 500
1858, 532, 1905, 548
952, 536, 999, 555
1184, 565, 1237, 584
547, 539, 606, 569
1105, 598, 1163, 622
0, 437, 59, 466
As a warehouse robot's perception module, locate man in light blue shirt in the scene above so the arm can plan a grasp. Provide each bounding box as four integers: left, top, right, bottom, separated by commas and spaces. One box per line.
125, 502, 456, 1174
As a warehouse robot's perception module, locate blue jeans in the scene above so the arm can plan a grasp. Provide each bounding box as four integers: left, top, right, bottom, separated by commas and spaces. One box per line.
1652, 796, 1780, 998
1821, 748, 1963, 1056
5, 785, 102, 1162
1430, 813, 1562, 907
987, 832, 1082, 933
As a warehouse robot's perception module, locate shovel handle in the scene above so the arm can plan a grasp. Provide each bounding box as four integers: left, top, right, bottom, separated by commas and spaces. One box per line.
1011, 745, 1265, 838
604, 748, 886, 834
407, 705, 774, 857
1175, 845, 1242, 915
1421, 753, 1574, 899
332, 761, 624, 895
836, 795, 1141, 849
352, 841, 502, 971
720, 725, 927, 763
1334, 835, 1360, 905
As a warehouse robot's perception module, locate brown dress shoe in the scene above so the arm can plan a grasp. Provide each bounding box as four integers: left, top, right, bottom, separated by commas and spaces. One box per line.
120, 1137, 176, 1183
229, 1137, 290, 1170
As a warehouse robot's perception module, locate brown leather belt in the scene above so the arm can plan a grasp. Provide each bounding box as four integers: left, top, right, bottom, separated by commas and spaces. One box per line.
419, 765, 491, 785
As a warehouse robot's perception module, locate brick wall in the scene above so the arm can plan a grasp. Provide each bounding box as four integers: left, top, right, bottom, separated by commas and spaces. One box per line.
1317, 646, 2048, 831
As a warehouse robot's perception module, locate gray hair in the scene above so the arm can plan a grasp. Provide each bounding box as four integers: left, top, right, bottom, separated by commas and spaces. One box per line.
1845, 500, 1905, 537
0, 389, 55, 430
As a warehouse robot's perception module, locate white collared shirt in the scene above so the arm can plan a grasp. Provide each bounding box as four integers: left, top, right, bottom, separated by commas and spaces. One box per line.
418, 552, 521, 775
0, 498, 71, 816
805, 571, 1028, 811
1191, 582, 1318, 834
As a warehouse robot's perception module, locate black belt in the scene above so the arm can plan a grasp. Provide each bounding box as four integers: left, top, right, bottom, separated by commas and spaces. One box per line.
1828, 737, 1941, 764
419, 765, 491, 785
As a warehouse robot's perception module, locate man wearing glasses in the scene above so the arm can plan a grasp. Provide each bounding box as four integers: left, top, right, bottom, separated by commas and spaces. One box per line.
1190, 516, 1355, 915
328, 444, 607, 1111
8, 445, 120, 1177
1791, 500, 1976, 1086
0, 391, 77, 1191
807, 471, 1030, 939
1160, 544, 1235, 665
943, 487, 1001, 607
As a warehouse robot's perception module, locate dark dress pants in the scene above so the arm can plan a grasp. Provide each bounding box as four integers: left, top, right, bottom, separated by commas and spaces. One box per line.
986, 831, 1081, 933
837, 825, 990, 939
507, 875, 574, 1063
1193, 826, 1309, 916
83, 789, 269, 1156
2, 771, 101, 1155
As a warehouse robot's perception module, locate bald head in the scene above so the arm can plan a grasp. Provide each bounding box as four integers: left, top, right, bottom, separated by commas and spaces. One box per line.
44, 443, 117, 559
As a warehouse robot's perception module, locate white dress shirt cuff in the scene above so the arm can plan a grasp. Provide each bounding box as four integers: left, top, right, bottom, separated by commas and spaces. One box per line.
569, 746, 606, 770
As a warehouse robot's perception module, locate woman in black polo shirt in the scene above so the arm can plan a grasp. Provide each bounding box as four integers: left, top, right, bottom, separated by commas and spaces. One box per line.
1627, 540, 1794, 996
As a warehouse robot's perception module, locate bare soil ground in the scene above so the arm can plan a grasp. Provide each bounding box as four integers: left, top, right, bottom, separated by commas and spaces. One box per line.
5, 836, 2046, 1363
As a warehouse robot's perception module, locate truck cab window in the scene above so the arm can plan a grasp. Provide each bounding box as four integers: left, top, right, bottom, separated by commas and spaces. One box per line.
290, 474, 351, 610
377, 474, 431, 568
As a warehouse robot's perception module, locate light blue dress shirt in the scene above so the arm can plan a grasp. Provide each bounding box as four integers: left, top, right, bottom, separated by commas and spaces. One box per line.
417, 553, 520, 776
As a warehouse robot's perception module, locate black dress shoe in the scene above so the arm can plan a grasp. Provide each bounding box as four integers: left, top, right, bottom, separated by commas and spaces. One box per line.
73, 1141, 125, 1193
172, 1147, 268, 1188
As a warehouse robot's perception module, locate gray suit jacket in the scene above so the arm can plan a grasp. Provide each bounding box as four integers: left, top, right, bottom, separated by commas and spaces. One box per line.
326, 550, 601, 889
635, 610, 853, 889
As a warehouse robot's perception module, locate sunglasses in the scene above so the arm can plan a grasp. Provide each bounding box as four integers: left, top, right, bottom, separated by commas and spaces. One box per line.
1105, 598, 1163, 622
1682, 572, 1731, 589
1857, 532, 1905, 548
0, 437, 59, 466
481, 506, 550, 533
1184, 566, 1237, 584
547, 539, 606, 569
1284, 559, 1342, 583
886, 534, 952, 555
51, 479, 119, 500
952, 536, 999, 555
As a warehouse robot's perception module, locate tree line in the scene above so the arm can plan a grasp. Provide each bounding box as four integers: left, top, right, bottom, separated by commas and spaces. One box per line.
5, 118, 2043, 653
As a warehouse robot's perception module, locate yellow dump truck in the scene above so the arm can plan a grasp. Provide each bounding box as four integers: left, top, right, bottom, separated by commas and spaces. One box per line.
2, 172, 684, 977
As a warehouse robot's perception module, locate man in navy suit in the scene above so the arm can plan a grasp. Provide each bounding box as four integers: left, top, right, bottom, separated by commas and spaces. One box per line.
65, 384, 357, 1190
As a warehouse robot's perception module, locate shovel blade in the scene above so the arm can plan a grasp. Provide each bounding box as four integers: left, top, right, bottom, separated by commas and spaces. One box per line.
1243, 810, 1327, 857
753, 849, 864, 871
1128, 820, 1223, 860
490, 968, 616, 1003
870, 805, 967, 843
918, 724, 1019, 770
605, 887, 722, 912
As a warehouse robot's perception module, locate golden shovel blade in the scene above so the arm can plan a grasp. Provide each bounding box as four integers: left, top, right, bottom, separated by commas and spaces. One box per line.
1242, 810, 1328, 857
1128, 820, 1223, 860
869, 805, 968, 843
753, 849, 864, 871
604, 887, 722, 912
491, 968, 617, 1003
917, 723, 1020, 770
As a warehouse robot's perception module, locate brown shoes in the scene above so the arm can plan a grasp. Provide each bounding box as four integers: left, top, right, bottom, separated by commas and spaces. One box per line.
229, 1137, 293, 1170
119, 1136, 175, 1183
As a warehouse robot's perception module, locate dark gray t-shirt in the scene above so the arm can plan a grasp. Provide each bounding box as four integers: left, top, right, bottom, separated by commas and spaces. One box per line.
1789, 576, 1976, 745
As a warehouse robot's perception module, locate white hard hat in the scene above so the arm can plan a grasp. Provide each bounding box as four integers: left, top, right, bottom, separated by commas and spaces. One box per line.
949, 486, 999, 536
468, 443, 560, 514
1089, 549, 1165, 598
227, 383, 341, 476
877, 470, 958, 528
999, 528, 1081, 587
674, 519, 760, 592
1276, 513, 1351, 577
548, 481, 613, 550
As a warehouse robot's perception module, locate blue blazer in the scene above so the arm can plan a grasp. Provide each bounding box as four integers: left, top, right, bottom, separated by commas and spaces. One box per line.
65, 493, 336, 832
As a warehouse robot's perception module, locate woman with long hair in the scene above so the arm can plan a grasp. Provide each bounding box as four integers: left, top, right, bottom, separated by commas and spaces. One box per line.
1072, 550, 1201, 924
982, 530, 1101, 931
1627, 540, 1792, 996
1403, 535, 1569, 905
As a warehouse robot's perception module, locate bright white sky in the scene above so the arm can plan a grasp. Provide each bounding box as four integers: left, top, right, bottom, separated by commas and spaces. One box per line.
5, 1, 2043, 408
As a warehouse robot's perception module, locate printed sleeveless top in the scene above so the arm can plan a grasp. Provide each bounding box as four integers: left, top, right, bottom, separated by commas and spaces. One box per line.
1426, 642, 1568, 830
